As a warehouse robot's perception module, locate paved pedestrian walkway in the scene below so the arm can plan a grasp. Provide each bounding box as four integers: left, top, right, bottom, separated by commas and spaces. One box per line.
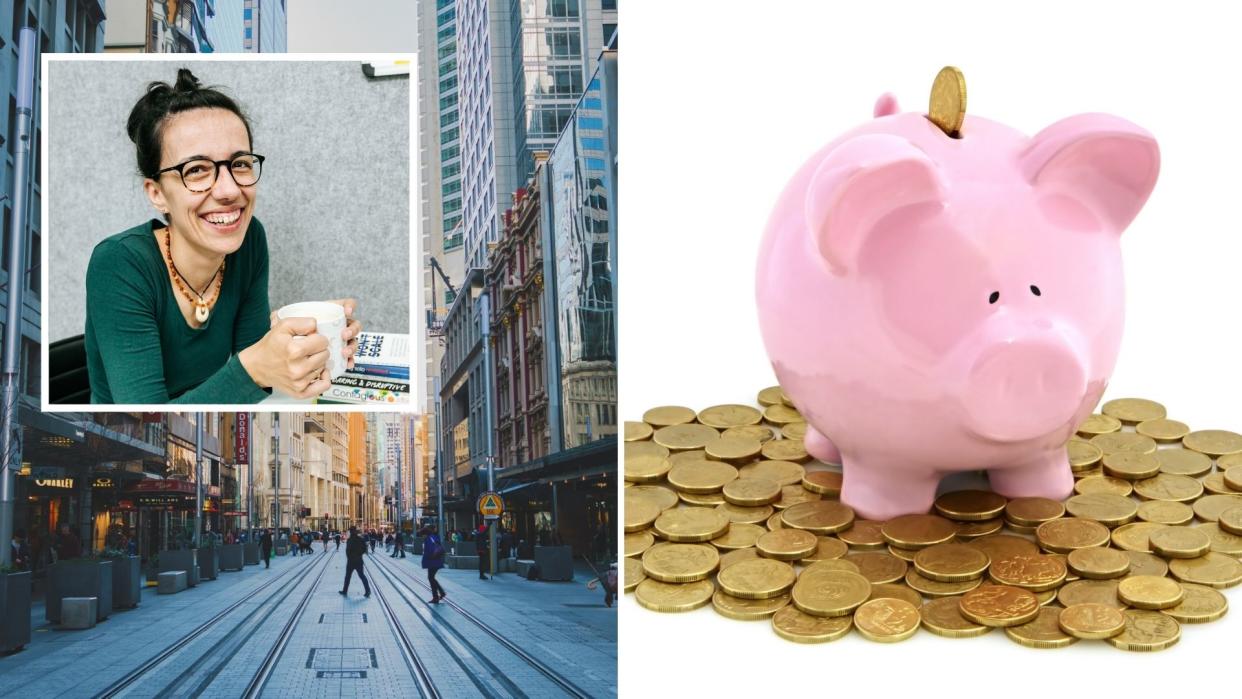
0, 546, 617, 698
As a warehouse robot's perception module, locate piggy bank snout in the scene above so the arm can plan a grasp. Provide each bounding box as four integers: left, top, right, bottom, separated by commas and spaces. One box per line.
963, 338, 1087, 443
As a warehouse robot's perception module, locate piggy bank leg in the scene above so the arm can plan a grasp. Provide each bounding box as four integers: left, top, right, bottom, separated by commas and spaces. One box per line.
804, 425, 842, 465
987, 450, 1075, 501
840, 460, 942, 521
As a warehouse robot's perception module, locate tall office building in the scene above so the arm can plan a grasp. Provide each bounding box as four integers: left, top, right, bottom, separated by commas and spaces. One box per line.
104, 1, 252, 53
206, 0, 247, 53
243, 0, 286, 52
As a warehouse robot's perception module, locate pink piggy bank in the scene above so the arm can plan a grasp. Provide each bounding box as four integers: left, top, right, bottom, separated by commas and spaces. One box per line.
755, 93, 1160, 521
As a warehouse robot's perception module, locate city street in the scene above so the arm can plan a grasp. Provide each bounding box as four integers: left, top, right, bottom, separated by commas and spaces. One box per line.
0, 548, 616, 697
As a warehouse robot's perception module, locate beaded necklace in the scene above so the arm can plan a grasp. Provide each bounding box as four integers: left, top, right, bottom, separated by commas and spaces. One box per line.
162, 228, 225, 323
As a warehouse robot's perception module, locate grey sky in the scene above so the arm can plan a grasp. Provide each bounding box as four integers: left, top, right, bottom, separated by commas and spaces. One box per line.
288, 0, 417, 53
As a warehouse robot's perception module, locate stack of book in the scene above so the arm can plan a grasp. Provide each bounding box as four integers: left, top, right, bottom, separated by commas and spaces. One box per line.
319, 332, 411, 405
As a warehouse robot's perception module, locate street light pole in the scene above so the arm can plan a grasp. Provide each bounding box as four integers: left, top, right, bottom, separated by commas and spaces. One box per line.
434, 375, 445, 538
194, 413, 203, 548
273, 413, 281, 532
480, 291, 497, 578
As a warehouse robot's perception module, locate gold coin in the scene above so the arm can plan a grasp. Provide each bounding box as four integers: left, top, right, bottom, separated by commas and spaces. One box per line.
641, 406, 697, 428
653, 423, 720, 452
1148, 526, 1211, 559
633, 578, 714, 612
722, 424, 775, 444
919, 596, 990, 638
771, 605, 853, 643
697, 404, 762, 429
738, 459, 805, 486
1058, 602, 1126, 640
959, 585, 1040, 627
1064, 493, 1137, 526
762, 404, 802, 426
1118, 575, 1184, 609
710, 522, 765, 550
1134, 473, 1203, 503
625, 531, 655, 558
1202, 472, 1234, 495
715, 502, 774, 525
847, 551, 909, 584
1218, 506, 1242, 536
704, 436, 762, 465
955, 518, 1004, 540
904, 569, 982, 598
679, 491, 725, 506
886, 544, 917, 562
668, 449, 708, 466
1135, 418, 1189, 443
623, 454, 671, 484
1106, 609, 1181, 651
719, 547, 760, 571
772, 484, 821, 510
1113, 522, 1170, 554
1071, 464, 1104, 480
721, 477, 780, 507
653, 508, 730, 542
803, 558, 862, 575
1066, 440, 1103, 471
781, 422, 808, 441
626, 485, 679, 512
1091, 432, 1157, 457
1193, 493, 1242, 522
1073, 475, 1133, 497
1036, 518, 1110, 553
926, 65, 966, 136
801, 469, 843, 496
802, 536, 848, 562
716, 557, 796, 599
756, 386, 785, 407
1003, 497, 1065, 526
1222, 453, 1242, 469
624, 421, 653, 442
625, 499, 660, 533
1225, 466, 1242, 492
988, 554, 1067, 592
624, 557, 645, 592
711, 590, 789, 620
868, 583, 923, 609
1194, 522, 1242, 555
1168, 552, 1242, 588
1077, 413, 1122, 438
1125, 551, 1169, 578
934, 490, 1007, 522
756, 528, 818, 561
913, 543, 990, 582
1004, 521, 1038, 536
1058, 579, 1124, 609
1155, 449, 1213, 477
882, 514, 957, 550
1183, 429, 1242, 458
1102, 452, 1161, 480
853, 598, 921, 643
761, 439, 809, 463
838, 520, 886, 549
791, 569, 871, 617
1066, 547, 1130, 579
1160, 583, 1228, 624
766, 511, 784, 530
1003, 606, 1077, 648
966, 534, 1039, 562
666, 459, 738, 494
626, 441, 671, 460
641, 543, 720, 583
781, 500, 855, 535
1101, 398, 1167, 425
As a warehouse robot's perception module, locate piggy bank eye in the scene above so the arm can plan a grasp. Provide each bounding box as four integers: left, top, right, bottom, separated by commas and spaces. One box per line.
1030, 285, 1041, 296
988, 291, 999, 304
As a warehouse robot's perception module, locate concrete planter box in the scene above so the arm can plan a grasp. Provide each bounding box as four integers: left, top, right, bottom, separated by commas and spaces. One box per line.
106, 556, 141, 609
0, 571, 32, 652
534, 546, 574, 581
243, 542, 260, 565
47, 560, 112, 623
197, 548, 219, 580
158, 550, 200, 587
220, 544, 244, 571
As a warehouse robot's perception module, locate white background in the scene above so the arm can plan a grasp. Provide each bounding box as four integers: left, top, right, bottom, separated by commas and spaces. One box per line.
620, 2, 1242, 696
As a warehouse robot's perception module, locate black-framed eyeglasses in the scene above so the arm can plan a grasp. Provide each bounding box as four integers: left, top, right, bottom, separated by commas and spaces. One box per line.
155, 153, 265, 193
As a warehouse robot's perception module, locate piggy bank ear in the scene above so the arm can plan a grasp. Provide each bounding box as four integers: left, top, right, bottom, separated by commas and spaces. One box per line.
1020, 113, 1160, 233
805, 134, 945, 275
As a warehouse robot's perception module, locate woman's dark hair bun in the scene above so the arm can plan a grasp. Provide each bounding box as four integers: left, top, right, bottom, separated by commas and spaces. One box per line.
174, 68, 201, 93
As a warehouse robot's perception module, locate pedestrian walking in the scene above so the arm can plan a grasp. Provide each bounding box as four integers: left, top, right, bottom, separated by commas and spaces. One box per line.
391, 530, 406, 558
335, 532, 341, 551
368, 531, 377, 554
10, 529, 30, 570
339, 527, 371, 597
290, 531, 300, 556
476, 524, 490, 580
420, 526, 447, 603
260, 529, 273, 569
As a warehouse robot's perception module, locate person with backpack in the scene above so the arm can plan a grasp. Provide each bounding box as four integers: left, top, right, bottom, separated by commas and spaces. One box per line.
420, 525, 447, 603
339, 527, 371, 597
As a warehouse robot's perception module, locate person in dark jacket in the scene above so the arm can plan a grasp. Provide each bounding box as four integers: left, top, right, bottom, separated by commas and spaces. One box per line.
56, 524, 83, 560
10, 529, 31, 570
476, 524, 490, 580
390, 530, 406, 558
260, 529, 273, 569
420, 526, 447, 603
339, 527, 371, 597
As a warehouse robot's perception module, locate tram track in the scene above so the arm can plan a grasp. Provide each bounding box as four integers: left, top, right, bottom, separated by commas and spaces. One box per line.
368, 555, 441, 699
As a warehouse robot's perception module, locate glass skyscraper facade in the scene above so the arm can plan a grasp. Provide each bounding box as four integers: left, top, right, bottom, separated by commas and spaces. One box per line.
243, 0, 286, 52
437, 0, 463, 253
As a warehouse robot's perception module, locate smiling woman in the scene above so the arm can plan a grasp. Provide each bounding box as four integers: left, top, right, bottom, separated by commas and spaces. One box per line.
83, 69, 361, 404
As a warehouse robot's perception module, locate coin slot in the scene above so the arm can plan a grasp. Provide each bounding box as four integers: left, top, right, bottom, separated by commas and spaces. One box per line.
1030, 285, 1041, 296
988, 291, 999, 304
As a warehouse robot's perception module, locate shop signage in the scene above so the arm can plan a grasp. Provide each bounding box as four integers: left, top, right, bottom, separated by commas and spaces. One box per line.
92, 477, 115, 489
132, 480, 196, 494
236, 412, 250, 463
223, 511, 248, 517
35, 478, 74, 489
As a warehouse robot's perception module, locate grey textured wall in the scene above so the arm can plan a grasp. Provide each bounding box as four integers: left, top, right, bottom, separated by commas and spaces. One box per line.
46, 59, 410, 341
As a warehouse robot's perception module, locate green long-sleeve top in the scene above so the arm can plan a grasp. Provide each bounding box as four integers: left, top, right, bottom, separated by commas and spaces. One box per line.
85, 218, 271, 404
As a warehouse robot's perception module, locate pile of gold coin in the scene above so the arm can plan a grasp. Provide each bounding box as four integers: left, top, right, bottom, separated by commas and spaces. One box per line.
625, 394, 1242, 650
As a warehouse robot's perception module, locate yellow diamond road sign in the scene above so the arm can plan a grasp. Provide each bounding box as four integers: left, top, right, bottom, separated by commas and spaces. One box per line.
478, 491, 504, 519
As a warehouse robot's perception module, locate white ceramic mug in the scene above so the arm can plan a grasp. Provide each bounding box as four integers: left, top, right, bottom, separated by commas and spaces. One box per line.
276, 301, 348, 380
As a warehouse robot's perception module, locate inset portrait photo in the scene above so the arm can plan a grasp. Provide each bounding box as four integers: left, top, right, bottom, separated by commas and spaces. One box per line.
41, 56, 414, 409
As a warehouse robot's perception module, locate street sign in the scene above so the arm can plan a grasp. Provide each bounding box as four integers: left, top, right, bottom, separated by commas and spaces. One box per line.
477, 491, 504, 519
